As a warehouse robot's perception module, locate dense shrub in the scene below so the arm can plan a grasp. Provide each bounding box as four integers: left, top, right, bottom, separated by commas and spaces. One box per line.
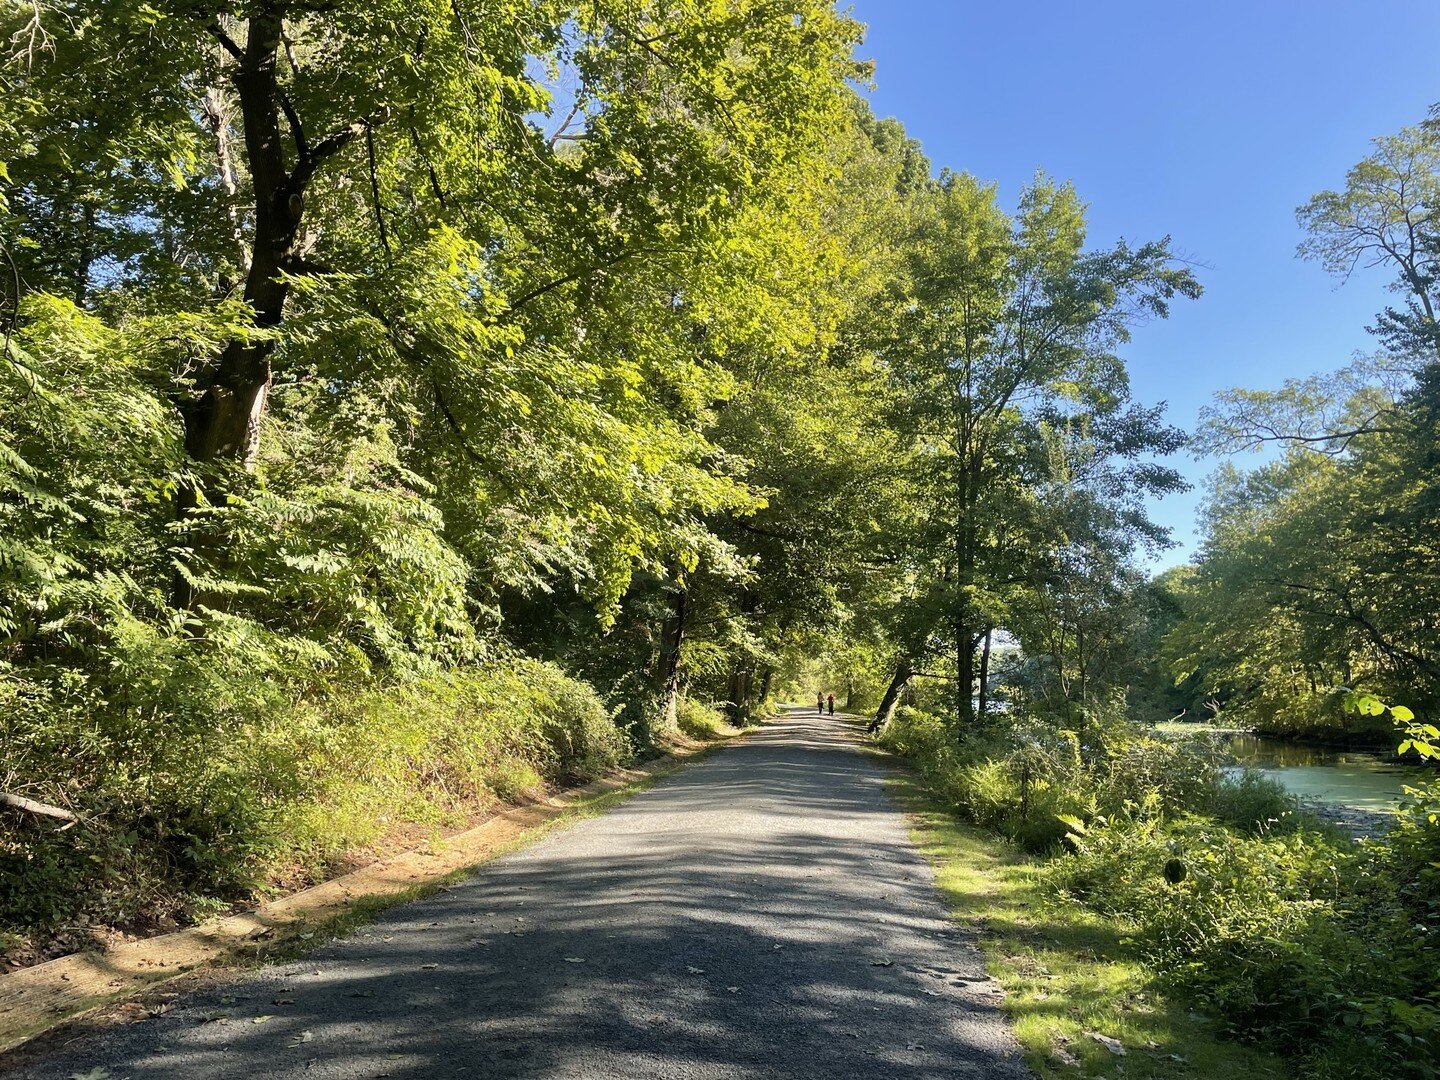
878, 705, 1233, 851
0, 297, 638, 961
0, 659, 628, 961
1206, 768, 1304, 834
675, 697, 728, 739
1052, 811, 1439, 1075
878, 703, 1440, 1076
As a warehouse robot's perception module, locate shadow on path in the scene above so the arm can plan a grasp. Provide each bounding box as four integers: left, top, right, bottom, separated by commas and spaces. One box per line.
18, 711, 1031, 1080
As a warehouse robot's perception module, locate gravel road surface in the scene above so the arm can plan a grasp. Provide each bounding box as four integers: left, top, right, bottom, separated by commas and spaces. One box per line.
13, 710, 1031, 1079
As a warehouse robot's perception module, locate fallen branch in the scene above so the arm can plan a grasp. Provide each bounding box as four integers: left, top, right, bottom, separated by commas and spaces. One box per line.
0, 791, 78, 824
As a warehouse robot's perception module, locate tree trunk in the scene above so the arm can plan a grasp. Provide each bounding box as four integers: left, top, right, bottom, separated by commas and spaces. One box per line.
868, 663, 912, 733
186, 9, 297, 470
956, 629, 977, 728
977, 627, 993, 722
723, 590, 761, 724
73, 200, 94, 305
726, 666, 755, 724
177, 7, 376, 606
654, 581, 687, 734
757, 667, 774, 710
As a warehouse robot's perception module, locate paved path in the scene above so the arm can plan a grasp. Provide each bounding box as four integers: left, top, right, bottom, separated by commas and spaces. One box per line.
14, 711, 1030, 1079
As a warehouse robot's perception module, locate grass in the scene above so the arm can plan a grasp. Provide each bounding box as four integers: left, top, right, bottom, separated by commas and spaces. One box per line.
885, 772, 1290, 1079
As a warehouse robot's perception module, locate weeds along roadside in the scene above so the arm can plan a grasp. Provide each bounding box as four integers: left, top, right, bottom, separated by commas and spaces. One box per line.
876, 704, 1440, 1079
0, 643, 738, 970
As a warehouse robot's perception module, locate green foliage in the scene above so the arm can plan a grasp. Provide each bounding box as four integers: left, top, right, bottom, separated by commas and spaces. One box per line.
0, 658, 626, 956
1346, 691, 1440, 762
674, 697, 727, 740
1206, 769, 1301, 835
863, 169, 1198, 725
1174, 108, 1440, 739
0, 0, 876, 957
892, 775, 1290, 1079
1053, 812, 1440, 1076
877, 705, 1226, 852
1296, 117, 1440, 357
1166, 412, 1440, 738
882, 701, 1440, 1076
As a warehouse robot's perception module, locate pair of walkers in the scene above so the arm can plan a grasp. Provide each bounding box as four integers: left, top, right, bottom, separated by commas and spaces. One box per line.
816, 691, 835, 716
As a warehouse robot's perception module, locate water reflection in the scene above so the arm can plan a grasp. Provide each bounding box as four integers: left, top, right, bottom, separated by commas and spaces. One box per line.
1224, 734, 1427, 812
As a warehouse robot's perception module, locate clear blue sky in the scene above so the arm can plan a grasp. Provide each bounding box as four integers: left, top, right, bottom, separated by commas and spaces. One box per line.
849, 0, 1440, 566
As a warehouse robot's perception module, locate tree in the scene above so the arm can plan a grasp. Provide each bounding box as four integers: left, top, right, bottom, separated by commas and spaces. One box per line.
1298, 118, 1440, 361
499, 98, 921, 735
1173, 107, 1440, 737
1173, 378, 1440, 735
1, 0, 865, 614
873, 172, 1199, 729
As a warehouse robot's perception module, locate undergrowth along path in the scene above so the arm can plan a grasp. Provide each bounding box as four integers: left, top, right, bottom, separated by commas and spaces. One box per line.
0, 727, 741, 1057
14, 709, 1030, 1079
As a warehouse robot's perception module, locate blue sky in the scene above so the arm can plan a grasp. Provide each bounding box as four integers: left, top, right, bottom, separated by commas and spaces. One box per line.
848, 0, 1440, 566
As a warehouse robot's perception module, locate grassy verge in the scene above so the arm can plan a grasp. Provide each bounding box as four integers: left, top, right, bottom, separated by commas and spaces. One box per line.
885, 772, 1289, 1079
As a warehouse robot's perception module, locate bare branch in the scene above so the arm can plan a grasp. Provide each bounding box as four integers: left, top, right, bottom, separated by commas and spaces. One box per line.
281, 26, 302, 75
8, 0, 53, 71
279, 91, 309, 160
408, 113, 449, 209
501, 246, 650, 315
1, 790, 79, 824
547, 99, 585, 149
201, 86, 252, 275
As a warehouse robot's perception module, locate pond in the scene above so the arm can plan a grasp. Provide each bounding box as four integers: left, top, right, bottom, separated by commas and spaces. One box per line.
1224, 733, 1431, 812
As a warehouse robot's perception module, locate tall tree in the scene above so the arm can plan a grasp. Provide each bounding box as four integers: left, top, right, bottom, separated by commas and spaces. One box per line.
1298, 117, 1440, 361
874, 172, 1199, 728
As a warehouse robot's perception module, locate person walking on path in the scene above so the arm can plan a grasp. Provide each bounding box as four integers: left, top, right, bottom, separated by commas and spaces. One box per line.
816, 691, 824, 715
827, 693, 835, 716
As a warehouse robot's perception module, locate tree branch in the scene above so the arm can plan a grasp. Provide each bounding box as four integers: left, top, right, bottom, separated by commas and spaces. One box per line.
431, 377, 486, 464
365, 125, 391, 260
408, 111, 449, 210
207, 19, 244, 61
1, 791, 78, 824
291, 108, 391, 187
279, 91, 309, 160
501, 246, 650, 316
547, 98, 585, 149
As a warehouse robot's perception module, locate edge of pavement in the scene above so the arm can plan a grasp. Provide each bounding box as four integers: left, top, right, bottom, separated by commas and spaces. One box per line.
0, 717, 765, 1060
